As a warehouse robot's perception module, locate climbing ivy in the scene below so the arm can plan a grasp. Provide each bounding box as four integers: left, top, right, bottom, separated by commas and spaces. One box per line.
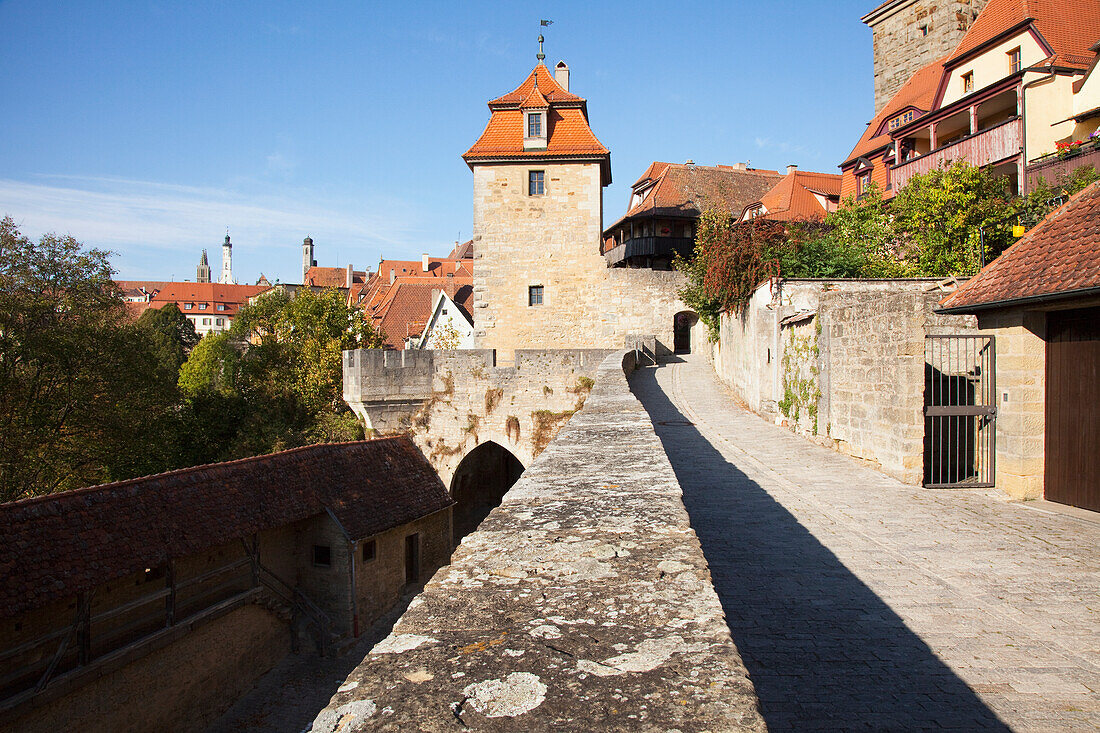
777, 322, 822, 435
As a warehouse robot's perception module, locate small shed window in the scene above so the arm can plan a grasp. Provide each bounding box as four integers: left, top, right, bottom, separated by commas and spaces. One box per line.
362, 540, 376, 562
312, 545, 331, 568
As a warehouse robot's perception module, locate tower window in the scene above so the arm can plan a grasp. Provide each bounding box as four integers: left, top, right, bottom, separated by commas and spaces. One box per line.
529, 285, 544, 306
529, 170, 545, 196
528, 113, 542, 137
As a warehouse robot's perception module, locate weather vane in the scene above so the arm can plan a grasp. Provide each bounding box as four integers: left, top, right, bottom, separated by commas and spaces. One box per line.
537, 19, 552, 62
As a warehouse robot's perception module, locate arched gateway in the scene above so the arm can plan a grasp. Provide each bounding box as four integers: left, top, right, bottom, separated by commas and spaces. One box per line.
449, 441, 525, 543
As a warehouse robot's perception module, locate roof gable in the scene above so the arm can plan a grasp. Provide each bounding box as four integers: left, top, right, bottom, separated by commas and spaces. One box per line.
945, 0, 1100, 71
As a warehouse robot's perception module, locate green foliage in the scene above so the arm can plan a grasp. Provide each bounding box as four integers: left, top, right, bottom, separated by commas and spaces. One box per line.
0, 218, 180, 501
1015, 165, 1099, 229
680, 162, 1065, 319
889, 162, 1014, 275
777, 328, 821, 435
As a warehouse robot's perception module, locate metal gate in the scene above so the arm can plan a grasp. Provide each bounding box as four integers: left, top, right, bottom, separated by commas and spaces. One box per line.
924, 335, 996, 488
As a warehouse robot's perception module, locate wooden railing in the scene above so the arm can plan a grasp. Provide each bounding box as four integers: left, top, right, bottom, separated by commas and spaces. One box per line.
892, 118, 1022, 191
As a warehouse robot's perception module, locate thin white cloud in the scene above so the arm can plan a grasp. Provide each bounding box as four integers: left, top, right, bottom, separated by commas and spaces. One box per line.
0, 175, 423, 281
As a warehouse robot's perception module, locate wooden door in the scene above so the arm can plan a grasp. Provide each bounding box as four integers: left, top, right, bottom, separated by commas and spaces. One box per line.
1045, 307, 1100, 512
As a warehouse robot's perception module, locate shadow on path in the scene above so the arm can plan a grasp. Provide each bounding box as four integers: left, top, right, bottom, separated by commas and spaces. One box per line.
631, 365, 1009, 731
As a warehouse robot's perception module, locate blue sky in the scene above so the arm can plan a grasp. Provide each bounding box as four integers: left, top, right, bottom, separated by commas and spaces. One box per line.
0, 1, 873, 284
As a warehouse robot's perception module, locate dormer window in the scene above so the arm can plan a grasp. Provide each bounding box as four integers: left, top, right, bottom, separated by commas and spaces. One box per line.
523, 110, 548, 150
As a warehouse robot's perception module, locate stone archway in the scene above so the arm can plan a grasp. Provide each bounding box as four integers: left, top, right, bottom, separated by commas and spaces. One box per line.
449, 441, 525, 543
674, 310, 699, 354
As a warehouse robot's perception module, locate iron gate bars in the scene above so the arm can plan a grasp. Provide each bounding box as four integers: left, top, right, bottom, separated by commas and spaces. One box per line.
924, 335, 997, 488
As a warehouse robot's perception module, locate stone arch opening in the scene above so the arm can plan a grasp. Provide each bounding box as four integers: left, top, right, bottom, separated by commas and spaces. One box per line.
449, 441, 525, 543
674, 310, 699, 354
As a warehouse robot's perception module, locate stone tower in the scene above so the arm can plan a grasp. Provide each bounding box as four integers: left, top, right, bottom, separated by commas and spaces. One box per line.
302, 236, 316, 284
219, 233, 235, 285
196, 249, 211, 283
462, 62, 612, 359
863, 0, 989, 113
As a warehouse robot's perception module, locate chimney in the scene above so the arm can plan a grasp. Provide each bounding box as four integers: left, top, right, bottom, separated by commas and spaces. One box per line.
346, 264, 353, 289
555, 61, 570, 91
422, 253, 430, 272
733, 162, 747, 171
389, 268, 396, 285
787, 164, 798, 174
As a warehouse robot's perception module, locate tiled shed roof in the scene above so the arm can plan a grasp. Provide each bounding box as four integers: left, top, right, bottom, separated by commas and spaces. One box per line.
939, 180, 1100, 311
0, 438, 453, 619
946, 0, 1100, 70
615, 163, 782, 223
304, 266, 370, 288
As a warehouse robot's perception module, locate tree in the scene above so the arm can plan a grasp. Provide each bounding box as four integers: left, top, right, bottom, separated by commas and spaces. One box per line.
0, 218, 179, 501
889, 162, 1014, 276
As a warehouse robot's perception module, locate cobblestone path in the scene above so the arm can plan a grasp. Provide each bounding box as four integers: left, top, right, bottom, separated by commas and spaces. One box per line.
631, 354, 1100, 732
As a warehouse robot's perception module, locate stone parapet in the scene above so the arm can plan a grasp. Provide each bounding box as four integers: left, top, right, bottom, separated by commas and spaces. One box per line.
311, 350, 765, 732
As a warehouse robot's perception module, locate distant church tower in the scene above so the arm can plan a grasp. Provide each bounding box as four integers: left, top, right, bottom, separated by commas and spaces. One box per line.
302, 236, 316, 284
196, 249, 211, 283
220, 233, 235, 284
462, 59, 611, 358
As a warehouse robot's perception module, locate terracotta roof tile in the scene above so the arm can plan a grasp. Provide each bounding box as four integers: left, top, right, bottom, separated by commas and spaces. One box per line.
370, 277, 473, 349
520, 84, 550, 109
947, 0, 1100, 70
464, 64, 611, 183
488, 63, 583, 106
304, 266, 369, 288
756, 170, 843, 221
842, 59, 946, 167
115, 281, 269, 320
620, 163, 782, 220
0, 438, 453, 619
939, 180, 1100, 310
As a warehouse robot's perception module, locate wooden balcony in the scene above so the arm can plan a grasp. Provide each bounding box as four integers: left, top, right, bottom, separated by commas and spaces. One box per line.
604, 236, 694, 267
1025, 144, 1100, 193
892, 118, 1022, 191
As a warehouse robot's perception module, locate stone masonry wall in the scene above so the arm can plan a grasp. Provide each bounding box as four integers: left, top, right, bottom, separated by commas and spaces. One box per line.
975, 307, 1046, 499
715, 279, 977, 485
866, 0, 988, 114
343, 348, 613, 489
310, 351, 765, 732
471, 162, 690, 359
10, 605, 289, 733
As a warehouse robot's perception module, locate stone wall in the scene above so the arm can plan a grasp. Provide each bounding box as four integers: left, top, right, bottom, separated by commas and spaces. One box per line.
9, 605, 289, 733
344, 348, 614, 489
973, 307, 1046, 499
865, 0, 988, 113
310, 351, 765, 731
470, 161, 691, 359
714, 279, 978, 484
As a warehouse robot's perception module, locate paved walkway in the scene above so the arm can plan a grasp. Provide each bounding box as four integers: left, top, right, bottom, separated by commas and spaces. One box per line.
631, 355, 1100, 732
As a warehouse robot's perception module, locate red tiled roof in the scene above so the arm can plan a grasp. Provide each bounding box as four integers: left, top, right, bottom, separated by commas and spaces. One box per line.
520, 84, 550, 109
0, 438, 453, 619
115, 281, 269, 319
755, 170, 843, 222
841, 58, 946, 166
939, 180, 1100, 311
616, 163, 782, 223
488, 63, 583, 106
448, 239, 474, 259
946, 0, 1100, 70
304, 266, 369, 288
464, 64, 611, 183
369, 276, 473, 349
